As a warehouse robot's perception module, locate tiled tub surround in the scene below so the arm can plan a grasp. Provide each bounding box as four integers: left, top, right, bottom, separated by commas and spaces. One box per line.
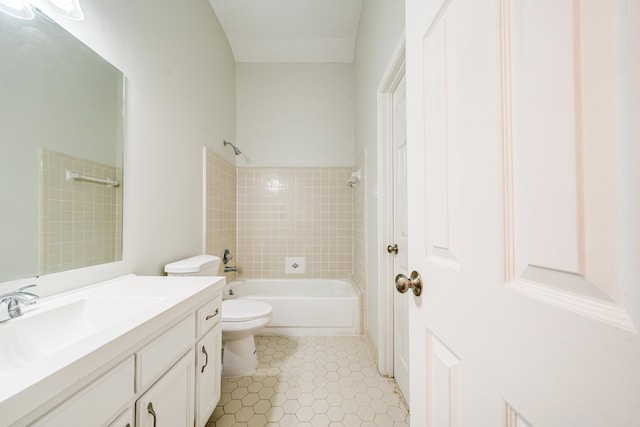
40, 149, 122, 275
208, 335, 409, 427
237, 168, 354, 279
352, 151, 366, 293
205, 149, 237, 281
352, 152, 367, 336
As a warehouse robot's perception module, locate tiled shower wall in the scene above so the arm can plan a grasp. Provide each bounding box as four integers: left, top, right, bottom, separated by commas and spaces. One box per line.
237, 168, 354, 279
40, 149, 122, 274
352, 151, 367, 293
205, 149, 237, 282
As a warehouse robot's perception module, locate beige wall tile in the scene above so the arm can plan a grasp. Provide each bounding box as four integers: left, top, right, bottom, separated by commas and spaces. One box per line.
205, 150, 237, 282
353, 152, 367, 292
40, 149, 122, 274
237, 167, 354, 279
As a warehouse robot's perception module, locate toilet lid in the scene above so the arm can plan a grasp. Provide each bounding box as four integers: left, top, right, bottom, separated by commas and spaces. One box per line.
222, 299, 272, 322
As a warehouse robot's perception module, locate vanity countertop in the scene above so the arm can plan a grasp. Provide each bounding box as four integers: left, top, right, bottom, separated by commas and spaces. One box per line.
0, 274, 225, 426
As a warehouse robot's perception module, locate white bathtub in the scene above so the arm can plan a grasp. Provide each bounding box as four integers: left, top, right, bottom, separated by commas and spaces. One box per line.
225, 279, 361, 336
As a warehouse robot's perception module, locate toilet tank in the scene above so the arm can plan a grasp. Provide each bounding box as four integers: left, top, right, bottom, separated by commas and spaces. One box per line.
164, 255, 221, 276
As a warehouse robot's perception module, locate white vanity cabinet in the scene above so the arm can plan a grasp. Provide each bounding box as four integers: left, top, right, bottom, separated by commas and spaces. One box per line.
9, 276, 225, 427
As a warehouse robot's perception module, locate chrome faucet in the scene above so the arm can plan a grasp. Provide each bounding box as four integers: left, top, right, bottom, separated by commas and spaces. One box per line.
222, 249, 238, 272
0, 285, 39, 323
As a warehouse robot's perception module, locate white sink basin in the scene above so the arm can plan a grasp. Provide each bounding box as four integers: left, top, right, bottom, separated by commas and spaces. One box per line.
0, 296, 164, 378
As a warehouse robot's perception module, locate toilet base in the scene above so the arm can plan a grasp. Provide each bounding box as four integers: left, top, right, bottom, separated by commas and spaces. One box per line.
221, 334, 258, 377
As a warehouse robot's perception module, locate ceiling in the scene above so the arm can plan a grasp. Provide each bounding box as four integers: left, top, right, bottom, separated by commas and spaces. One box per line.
207, 0, 363, 63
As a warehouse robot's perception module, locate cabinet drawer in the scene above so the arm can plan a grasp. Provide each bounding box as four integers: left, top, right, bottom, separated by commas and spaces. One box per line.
196, 294, 222, 337
33, 357, 134, 427
137, 314, 195, 390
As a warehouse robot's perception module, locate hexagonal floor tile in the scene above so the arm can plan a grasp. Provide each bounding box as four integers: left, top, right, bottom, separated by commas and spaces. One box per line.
208, 336, 410, 426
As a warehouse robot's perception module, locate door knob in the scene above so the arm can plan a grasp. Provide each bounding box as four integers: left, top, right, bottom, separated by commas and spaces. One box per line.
387, 244, 398, 254
395, 271, 423, 296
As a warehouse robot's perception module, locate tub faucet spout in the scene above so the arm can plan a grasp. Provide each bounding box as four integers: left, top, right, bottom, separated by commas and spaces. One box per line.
224, 266, 238, 273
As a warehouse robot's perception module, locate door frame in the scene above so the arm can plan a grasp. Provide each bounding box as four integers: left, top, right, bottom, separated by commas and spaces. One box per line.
376, 38, 406, 376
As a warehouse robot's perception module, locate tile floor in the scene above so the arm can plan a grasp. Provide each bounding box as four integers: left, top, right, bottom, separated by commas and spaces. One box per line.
207, 336, 410, 427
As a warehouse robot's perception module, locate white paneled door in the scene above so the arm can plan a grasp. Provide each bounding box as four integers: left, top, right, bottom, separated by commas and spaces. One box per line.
405, 0, 640, 426
392, 75, 410, 402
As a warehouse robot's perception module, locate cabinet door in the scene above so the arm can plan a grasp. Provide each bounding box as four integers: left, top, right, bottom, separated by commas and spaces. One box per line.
108, 408, 134, 427
137, 350, 195, 427
195, 323, 222, 427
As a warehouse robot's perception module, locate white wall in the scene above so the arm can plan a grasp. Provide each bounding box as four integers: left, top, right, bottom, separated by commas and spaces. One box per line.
236, 63, 354, 167
353, 1, 405, 353
5, 0, 237, 291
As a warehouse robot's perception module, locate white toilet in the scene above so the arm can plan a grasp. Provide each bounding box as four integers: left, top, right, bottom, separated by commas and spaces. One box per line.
164, 255, 272, 377
220, 298, 272, 377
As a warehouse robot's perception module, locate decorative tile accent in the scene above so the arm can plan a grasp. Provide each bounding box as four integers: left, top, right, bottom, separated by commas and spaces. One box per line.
285, 256, 306, 274
237, 168, 354, 280
205, 149, 237, 280
207, 336, 409, 427
39, 149, 122, 274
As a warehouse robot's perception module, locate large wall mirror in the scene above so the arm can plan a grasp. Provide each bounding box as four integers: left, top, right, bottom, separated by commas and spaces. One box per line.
0, 8, 124, 282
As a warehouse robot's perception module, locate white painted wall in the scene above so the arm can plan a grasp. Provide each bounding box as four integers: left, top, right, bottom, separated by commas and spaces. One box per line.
353, 1, 405, 354
0, 0, 236, 294
235, 63, 354, 167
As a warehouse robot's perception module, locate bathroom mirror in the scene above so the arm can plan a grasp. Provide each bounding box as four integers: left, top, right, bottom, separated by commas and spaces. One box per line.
0, 9, 124, 282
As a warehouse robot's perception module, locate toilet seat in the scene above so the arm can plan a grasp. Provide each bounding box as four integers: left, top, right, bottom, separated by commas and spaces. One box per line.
222, 299, 272, 322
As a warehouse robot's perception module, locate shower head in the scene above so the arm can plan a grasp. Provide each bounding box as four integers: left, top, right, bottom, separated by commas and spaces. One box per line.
223, 140, 242, 156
